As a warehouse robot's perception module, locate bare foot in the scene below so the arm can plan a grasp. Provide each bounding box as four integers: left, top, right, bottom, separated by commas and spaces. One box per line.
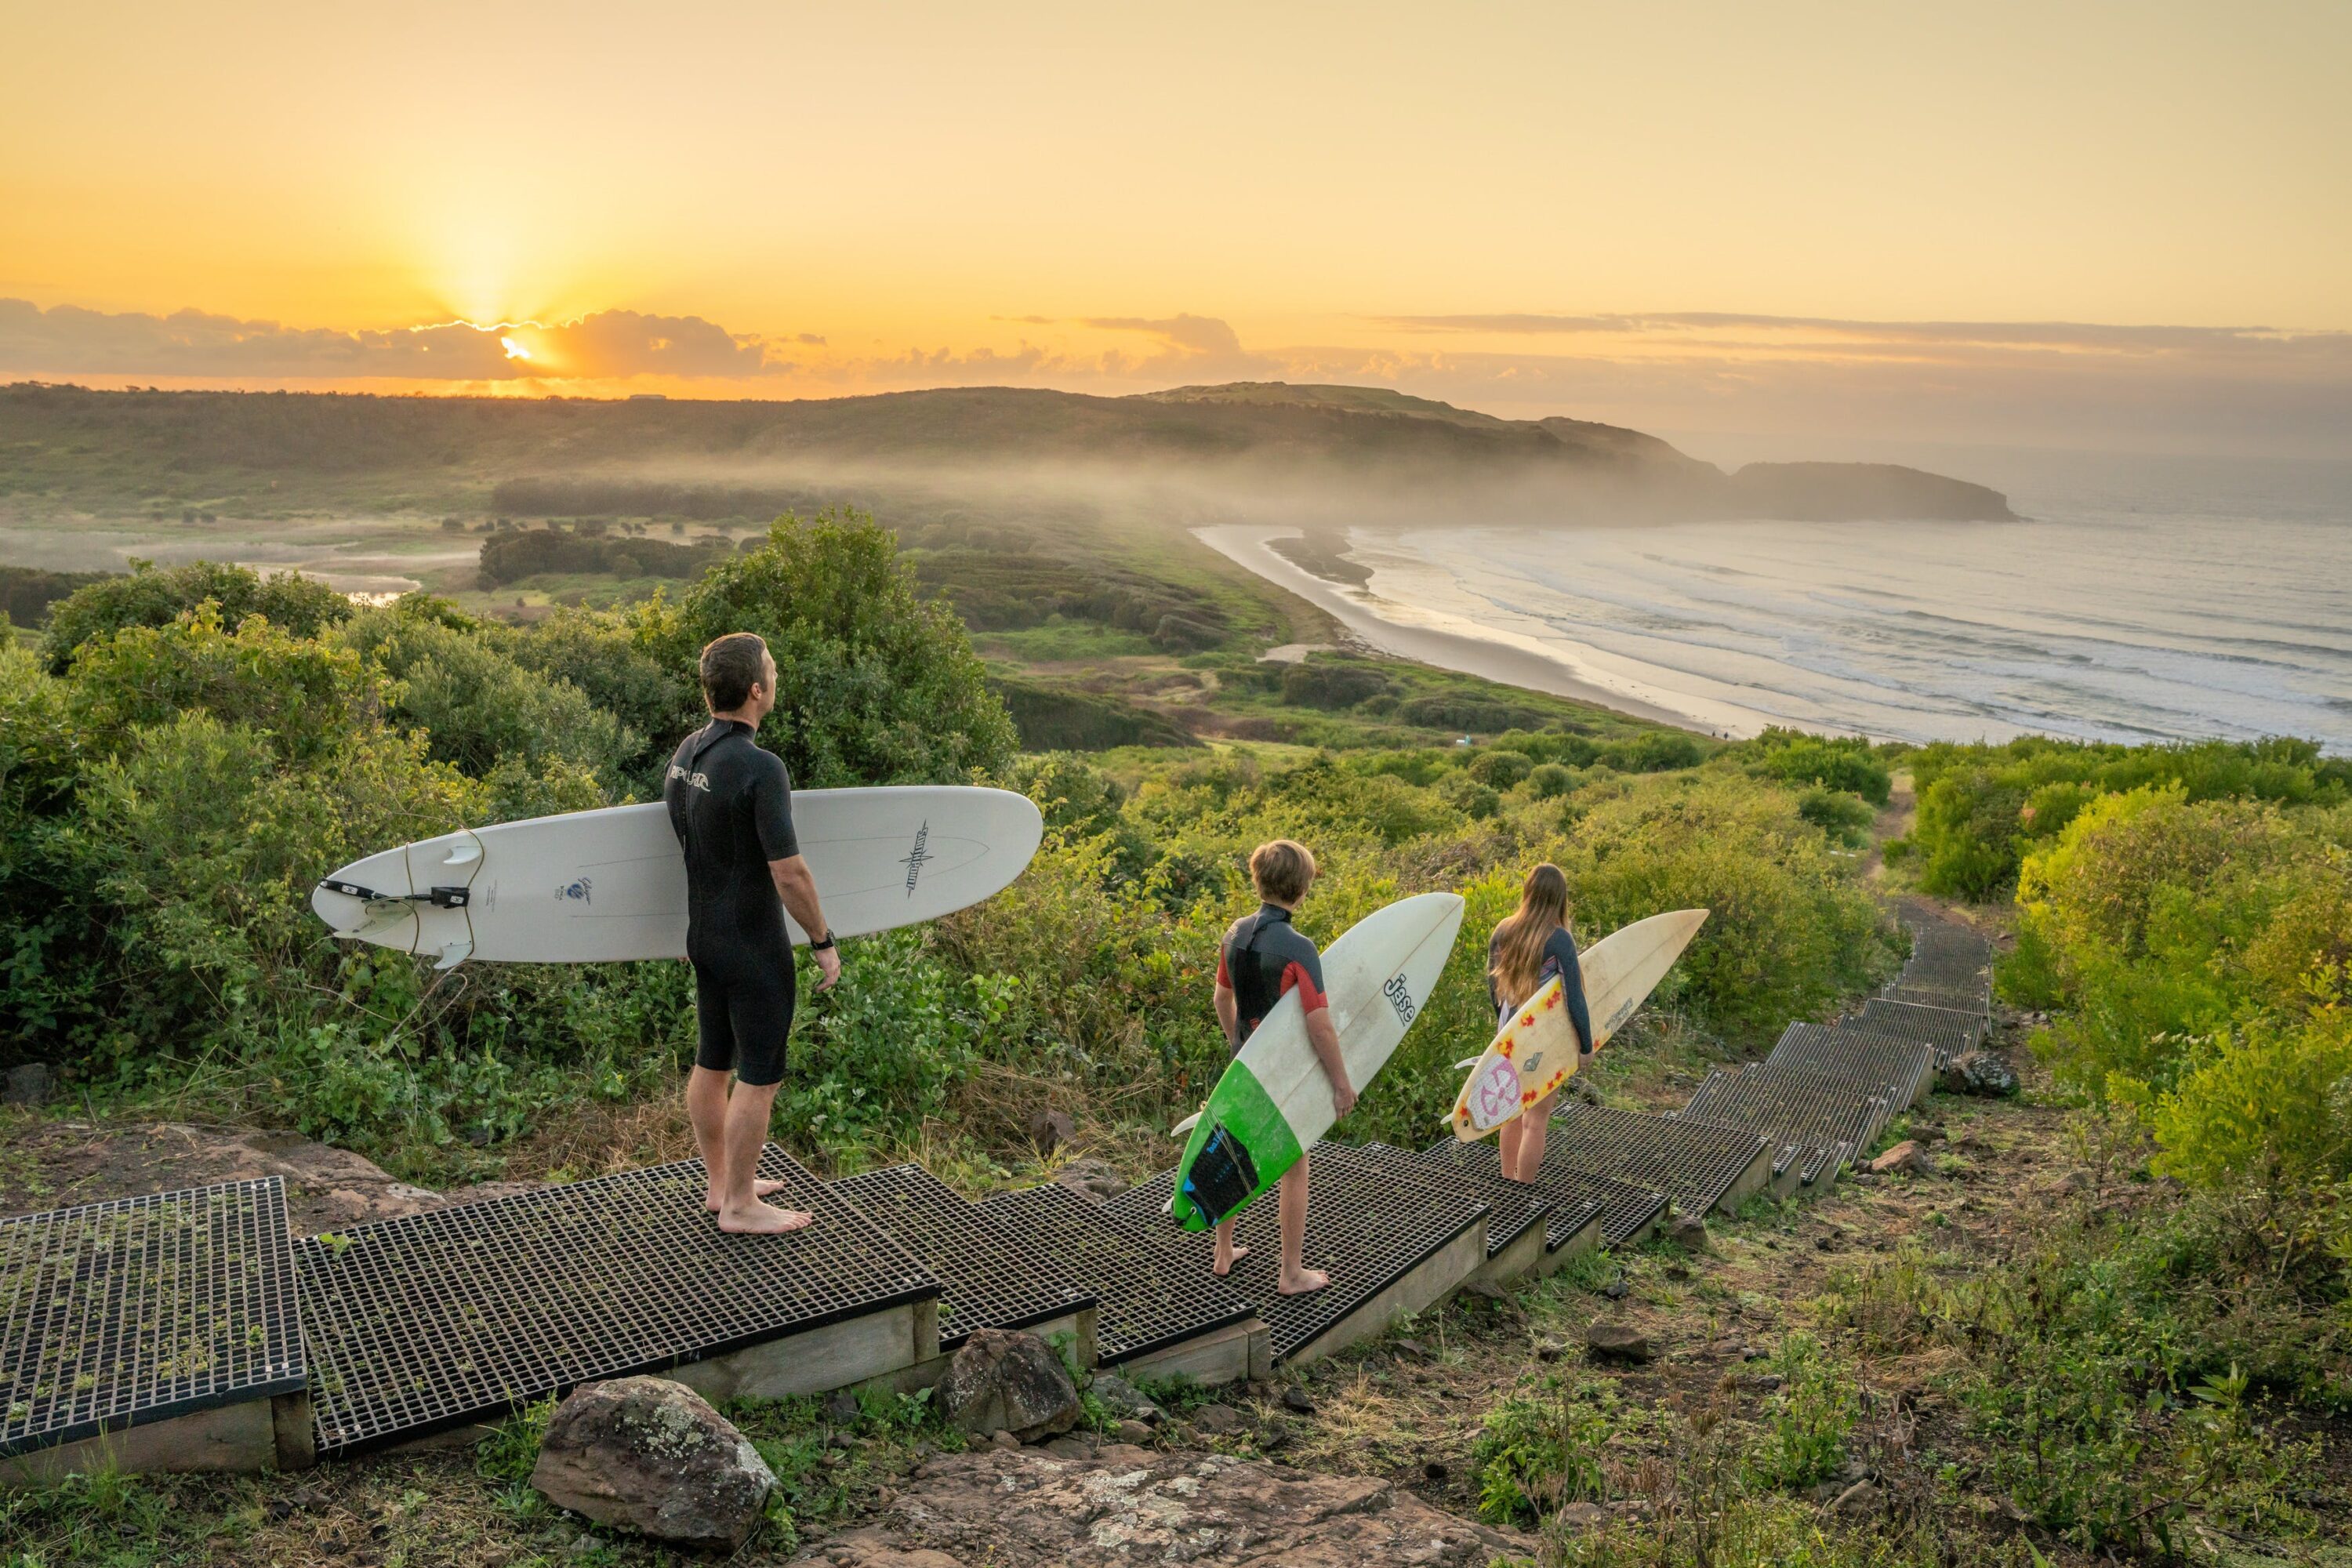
1278, 1268, 1330, 1297
1213, 1243, 1250, 1277
717, 1200, 814, 1235
706, 1178, 788, 1213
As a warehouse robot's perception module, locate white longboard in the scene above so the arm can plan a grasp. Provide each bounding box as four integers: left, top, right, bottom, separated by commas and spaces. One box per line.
312, 788, 1044, 967
1445, 908, 1708, 1138
1168, 892, 1465, 1227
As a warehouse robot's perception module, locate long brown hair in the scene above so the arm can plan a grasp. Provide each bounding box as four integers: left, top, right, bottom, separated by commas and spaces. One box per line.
1490, 862, 1571, 1009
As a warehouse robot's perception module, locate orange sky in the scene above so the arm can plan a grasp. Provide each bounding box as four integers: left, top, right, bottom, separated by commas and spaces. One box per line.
4, 2, 2348, 454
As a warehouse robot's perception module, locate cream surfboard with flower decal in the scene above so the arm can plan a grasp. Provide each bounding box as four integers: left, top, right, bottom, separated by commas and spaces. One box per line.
1446, 909, 1708, 1139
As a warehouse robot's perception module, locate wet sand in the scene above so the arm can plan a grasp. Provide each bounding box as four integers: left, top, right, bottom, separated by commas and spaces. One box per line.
1194, 523, 1702, 732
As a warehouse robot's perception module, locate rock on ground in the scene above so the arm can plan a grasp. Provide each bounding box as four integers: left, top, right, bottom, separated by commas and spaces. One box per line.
789, 1445, 1527, 1567
1943, 1051, 2020, 1096
4, 1063, 56, 1108
0, 1120, 454, 1232
1868, 1140, 1927, 1176
1051, 1158, 1128, 1203
531, 1377, 775, 1552
936, 1330, 1080, 1443
1586, 1322, 1653, 1363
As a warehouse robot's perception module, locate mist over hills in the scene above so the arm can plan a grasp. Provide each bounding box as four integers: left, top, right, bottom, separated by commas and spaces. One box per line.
0, 379, 2015, 524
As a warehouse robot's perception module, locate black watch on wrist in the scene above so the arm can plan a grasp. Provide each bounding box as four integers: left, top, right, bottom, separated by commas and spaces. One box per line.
809, 931, 837, 953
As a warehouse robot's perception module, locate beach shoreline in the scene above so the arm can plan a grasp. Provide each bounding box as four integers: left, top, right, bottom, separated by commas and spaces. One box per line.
1194, 522, 1722, 735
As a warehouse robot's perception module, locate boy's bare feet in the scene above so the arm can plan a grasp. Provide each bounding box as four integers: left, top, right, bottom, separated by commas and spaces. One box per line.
1213, 1242, 1250, 1277
717, 1199, 814, 1234
706, 1178, 788, 1213
1278, 1268, 1330, 1296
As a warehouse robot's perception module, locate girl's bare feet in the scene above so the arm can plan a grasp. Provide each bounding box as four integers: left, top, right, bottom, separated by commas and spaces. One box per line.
1213, 1243, 1250, 1277
706, 1178, 788, 1213
1278, 1268, 1330, 1296
717, 1200, 814, 1234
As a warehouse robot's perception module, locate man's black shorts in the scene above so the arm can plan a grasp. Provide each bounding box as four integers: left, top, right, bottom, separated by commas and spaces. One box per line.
693, 958, 796, 1087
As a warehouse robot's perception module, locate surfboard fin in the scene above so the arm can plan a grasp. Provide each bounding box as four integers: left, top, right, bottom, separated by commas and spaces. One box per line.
434, 940, 473, 971
1451, 1057, 1483, 1069
1171, 1111, 1203, 1137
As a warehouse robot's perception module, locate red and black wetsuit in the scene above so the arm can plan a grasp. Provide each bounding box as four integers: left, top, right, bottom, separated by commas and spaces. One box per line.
1218, 903, 1328, 1053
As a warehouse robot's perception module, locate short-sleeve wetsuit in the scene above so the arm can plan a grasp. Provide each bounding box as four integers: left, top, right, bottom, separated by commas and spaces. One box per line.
1487, 924, 1595, 1059
665, 718, 800, 1087
1216, 904, 1328, 1054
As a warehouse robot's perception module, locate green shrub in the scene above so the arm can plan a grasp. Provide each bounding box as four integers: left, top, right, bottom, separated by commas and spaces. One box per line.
1742, 1332, 1857, 1490
1741, 728, 1893, 804
1437, 773, 1501, 821
1466, 749, 1534, 789
660, 510, 1017, 787
1471, 1377, 1621, 1523
67, 604, 372, 763
2145, 996, 2352, 1205
1278, 658, 1389, 710
1526, 762, 1576, 800
1796, 786, 1875, 847
42, 560, 351, 671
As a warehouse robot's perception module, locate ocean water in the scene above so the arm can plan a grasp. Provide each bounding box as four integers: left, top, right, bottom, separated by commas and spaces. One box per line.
1330, 450, 2352, 750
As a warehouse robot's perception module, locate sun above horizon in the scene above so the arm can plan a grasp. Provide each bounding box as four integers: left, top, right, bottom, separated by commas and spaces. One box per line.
499, 336, 532, 361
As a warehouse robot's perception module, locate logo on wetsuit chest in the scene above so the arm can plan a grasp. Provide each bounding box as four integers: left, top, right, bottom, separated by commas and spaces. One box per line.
667, 764, 711, 793
900, 821, 931, 895
556, 877, 593, 906
1382, 972, 1417, 1025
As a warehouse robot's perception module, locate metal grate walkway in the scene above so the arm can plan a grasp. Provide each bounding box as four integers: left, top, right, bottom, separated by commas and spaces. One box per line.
1769, 1023, 1937, 1109
297, 1147, 935, 1456
2, 1178, 305, 1460
1544, 1102, 1770, 1216
1859, 997, 1984, 1062
1420, 1135, 1663, 1249
1676, 1065, 1888, 1188
832, 1164, 1094, 1350
1105, 1143, 1486, 1364
978, 1183, 1255, 1367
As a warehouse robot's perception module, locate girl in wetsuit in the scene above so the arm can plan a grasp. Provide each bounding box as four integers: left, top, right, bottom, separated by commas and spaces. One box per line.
1486, 862, 1594, 1184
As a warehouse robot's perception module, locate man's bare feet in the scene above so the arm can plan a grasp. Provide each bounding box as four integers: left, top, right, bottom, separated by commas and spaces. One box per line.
1212, 1243, 1250, 1277
706, 1178, 787, 1213
1278, 1268, 1330, 1296
717, 1199, 814, 1235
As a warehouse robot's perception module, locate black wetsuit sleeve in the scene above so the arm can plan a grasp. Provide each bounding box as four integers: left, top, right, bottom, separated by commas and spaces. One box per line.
753, 753, 799, 862
1548, 927, 1595, 1055
1486, 928, 1503, 1014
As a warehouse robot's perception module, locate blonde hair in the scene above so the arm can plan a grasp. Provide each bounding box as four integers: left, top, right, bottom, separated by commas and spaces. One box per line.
1248, 839, 1317, 904
1490, 862, 1570, 1008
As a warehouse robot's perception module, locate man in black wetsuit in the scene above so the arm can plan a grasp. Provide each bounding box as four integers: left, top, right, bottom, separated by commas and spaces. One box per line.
1210, 839, 1351, 1297
665, 633, 840, 1235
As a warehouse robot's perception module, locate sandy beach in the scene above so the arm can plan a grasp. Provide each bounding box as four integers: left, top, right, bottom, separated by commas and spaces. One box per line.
1193, 523, 1715, 733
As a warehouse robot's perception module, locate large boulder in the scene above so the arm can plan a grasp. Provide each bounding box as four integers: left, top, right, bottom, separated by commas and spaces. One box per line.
1942, 1051, 2020, 1097
936, 1330, 1080, 1443
530, 1377, 775, 1552
1868, 1140, 1928, 1177
789, 1446, 1527, 1566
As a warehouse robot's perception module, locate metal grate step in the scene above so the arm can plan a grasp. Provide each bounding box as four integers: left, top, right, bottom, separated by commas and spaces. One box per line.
1769, 1023, 1937, 1109
1859, 997, 1984, 1062
1415, 1136, 1635, 1248
1886, 973, 1991, 1015
2, 1178, 306, 1461
1105, 1144, 1486, 1365
832, 1165, 1094, 1350
978, 1183, 1254, 1367
1675, 1065, 1887, 1187
1544, 1102, 1771, 1216
297, 1147, 936, 1456
1363, 1143, 1552, 1262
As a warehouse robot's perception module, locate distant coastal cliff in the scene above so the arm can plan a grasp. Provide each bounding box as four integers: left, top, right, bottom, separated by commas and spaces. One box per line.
1, 379, 2016, 524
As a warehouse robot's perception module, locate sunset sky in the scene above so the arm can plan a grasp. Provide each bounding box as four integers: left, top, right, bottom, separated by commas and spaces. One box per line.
5, 2, 2347, 456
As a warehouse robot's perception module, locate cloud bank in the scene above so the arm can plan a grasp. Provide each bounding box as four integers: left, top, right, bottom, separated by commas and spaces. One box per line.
5, 298, 2346, 456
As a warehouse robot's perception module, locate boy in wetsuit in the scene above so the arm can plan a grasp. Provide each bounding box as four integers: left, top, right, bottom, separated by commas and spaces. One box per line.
1210, 839, 1351, 1297
665, 633, 840, 1234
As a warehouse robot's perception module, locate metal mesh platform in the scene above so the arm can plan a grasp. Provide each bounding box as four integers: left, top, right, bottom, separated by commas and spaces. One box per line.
1769, 1023, 1937, 1109
1676, 1065, 1887, 1187
1356, 1142, 1551, 1261
1544, 1102, 1770, 1216
978, 1183, 1256, 1367
1860, 997, 1984, 1061
2, 1179, 306, 1460
1421, 1135, 1662, 1249
832, 1165, 1094, 1351
1886, 977, 1991, 1018
298, 1147, 936, 1456
1105, 1144, 1486, 1364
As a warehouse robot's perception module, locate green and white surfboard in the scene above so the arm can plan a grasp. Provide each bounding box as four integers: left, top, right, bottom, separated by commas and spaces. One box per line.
1170, 891, 1465, 1231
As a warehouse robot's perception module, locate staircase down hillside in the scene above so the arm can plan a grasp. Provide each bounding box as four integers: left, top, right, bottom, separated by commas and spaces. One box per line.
0, 915, 1993, 1479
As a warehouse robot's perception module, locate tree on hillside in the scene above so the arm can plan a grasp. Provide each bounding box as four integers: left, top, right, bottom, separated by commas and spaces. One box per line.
42, 561, 352, 673
662, 510, 1017, 787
